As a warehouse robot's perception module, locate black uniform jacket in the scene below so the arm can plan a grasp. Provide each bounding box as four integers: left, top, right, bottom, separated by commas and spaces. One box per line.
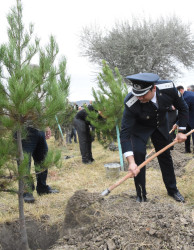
120, 82, 189, 153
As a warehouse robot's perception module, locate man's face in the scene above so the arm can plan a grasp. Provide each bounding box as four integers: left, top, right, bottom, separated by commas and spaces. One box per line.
137, 86, 156, 103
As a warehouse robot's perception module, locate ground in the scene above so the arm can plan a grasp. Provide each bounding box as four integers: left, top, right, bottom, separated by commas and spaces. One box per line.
0, 141, 193, 250
52, 190, 193, 250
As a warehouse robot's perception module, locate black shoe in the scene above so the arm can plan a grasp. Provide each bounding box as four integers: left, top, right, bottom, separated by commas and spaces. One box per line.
168, 191, 185, 203
136, 196, 142, 202
90, 158, 95, 162
82, 160, 92, 164
185, 149, 191, 153
142, 195, 147, 202
136, 195, 147, 202
37, 186, 59, 195
23, 193, 35, 203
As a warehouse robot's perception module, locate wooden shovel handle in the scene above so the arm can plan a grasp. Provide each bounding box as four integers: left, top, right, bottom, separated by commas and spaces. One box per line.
108, 129, 194, 192
169, 128, 175, 134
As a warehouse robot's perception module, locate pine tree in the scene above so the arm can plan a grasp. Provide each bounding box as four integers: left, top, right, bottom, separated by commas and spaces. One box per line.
0, 0, 70, 249
87, 60, 128, 170
54, 102, 77, 143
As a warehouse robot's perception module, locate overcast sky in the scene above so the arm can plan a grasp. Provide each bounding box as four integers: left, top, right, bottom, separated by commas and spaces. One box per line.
1, 0, 194, 101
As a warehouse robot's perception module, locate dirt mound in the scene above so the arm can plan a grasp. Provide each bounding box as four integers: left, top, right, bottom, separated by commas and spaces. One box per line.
147, 143, 192, 177
51, 190, 194, 250
64, 190, 103, 227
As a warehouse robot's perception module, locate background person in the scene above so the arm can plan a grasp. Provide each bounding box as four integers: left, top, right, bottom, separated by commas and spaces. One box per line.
20, 126, 59, 203
120, 73, 188, 203
177, 85, 194, 153
70, 126, 77, 143
187, 85, 194, 92
74, 106, 95, 164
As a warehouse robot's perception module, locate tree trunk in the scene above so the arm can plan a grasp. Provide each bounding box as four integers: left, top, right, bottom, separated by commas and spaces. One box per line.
17, 130, 30, 250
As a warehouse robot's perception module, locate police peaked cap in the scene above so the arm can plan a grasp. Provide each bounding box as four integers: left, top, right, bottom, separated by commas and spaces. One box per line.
126, 73, 160, 96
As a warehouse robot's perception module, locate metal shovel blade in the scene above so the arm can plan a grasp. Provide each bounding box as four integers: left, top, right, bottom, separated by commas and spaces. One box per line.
101, 189, 110, 196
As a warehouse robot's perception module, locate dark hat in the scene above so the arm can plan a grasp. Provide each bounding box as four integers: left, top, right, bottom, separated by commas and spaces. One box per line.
126, 73, 160, 96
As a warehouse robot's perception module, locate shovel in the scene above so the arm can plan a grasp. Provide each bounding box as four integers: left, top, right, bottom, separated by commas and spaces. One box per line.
101, 129, 194, 196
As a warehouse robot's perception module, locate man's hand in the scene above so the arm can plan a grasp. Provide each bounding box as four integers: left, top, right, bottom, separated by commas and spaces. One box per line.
174, 132, 187, 143
45, 127, 51, 140
128, 162, 140, 177
126, 155, 140, 177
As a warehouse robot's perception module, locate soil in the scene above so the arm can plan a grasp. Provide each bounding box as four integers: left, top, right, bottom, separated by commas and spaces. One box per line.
147, 143, 193, 177
0, 216, 60, 250
0, 143, 193, 250
51, 143, 194, 250
51, 190, 194, 250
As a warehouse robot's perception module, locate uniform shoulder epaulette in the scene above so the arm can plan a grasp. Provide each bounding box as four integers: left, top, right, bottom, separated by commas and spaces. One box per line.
156, 81, 174, 90
124, 93, 138, 108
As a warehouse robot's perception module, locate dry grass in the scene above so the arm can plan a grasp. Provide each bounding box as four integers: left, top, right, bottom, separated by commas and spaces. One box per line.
0, 137, 193, 226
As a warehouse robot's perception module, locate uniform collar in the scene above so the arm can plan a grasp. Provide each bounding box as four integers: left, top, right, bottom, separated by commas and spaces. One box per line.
151, 91, 157, 104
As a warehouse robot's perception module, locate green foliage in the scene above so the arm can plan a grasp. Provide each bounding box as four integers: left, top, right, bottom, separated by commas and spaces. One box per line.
36, 150, 62, 171
53, 102, 77, 141
0, 134, 16, 168
0, 132, 17, 190
0, 0, 71, 192
87, 60, 128, 148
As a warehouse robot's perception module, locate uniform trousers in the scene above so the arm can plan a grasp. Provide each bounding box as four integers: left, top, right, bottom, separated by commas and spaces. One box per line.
74, 118, 93, 163
132, 129, 178, 197
21, 127, 49, 193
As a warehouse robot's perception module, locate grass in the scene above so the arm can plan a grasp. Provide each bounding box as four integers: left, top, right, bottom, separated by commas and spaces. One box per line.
0, 136, 193, 226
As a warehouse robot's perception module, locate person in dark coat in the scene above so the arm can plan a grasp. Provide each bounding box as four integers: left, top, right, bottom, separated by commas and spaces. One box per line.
74, 106, 94, 164
70, 126, 77, 143
177, 85, 194, 153
20, 127, 59, 203
187, 85, 194, 92
120, 73, 188, 203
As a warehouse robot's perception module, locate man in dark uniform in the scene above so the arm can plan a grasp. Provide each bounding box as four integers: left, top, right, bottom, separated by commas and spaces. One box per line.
120, 73, 188, 203
74, 106, 94, 164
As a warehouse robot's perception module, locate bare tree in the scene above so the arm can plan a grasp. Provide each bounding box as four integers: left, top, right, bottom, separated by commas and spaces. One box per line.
80, 16, 194, 81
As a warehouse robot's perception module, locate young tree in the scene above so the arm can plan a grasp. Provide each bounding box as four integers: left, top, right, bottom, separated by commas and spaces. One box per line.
80, 16, 194, 80
54, 102, 77, 144
0, 0, 70, 249
87, 60, 128, 170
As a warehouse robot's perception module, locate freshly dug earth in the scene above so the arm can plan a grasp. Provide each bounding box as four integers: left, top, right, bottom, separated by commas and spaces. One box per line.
147, 143, 193, 177
51, 190, 194, 250
51, 144, 193, 250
